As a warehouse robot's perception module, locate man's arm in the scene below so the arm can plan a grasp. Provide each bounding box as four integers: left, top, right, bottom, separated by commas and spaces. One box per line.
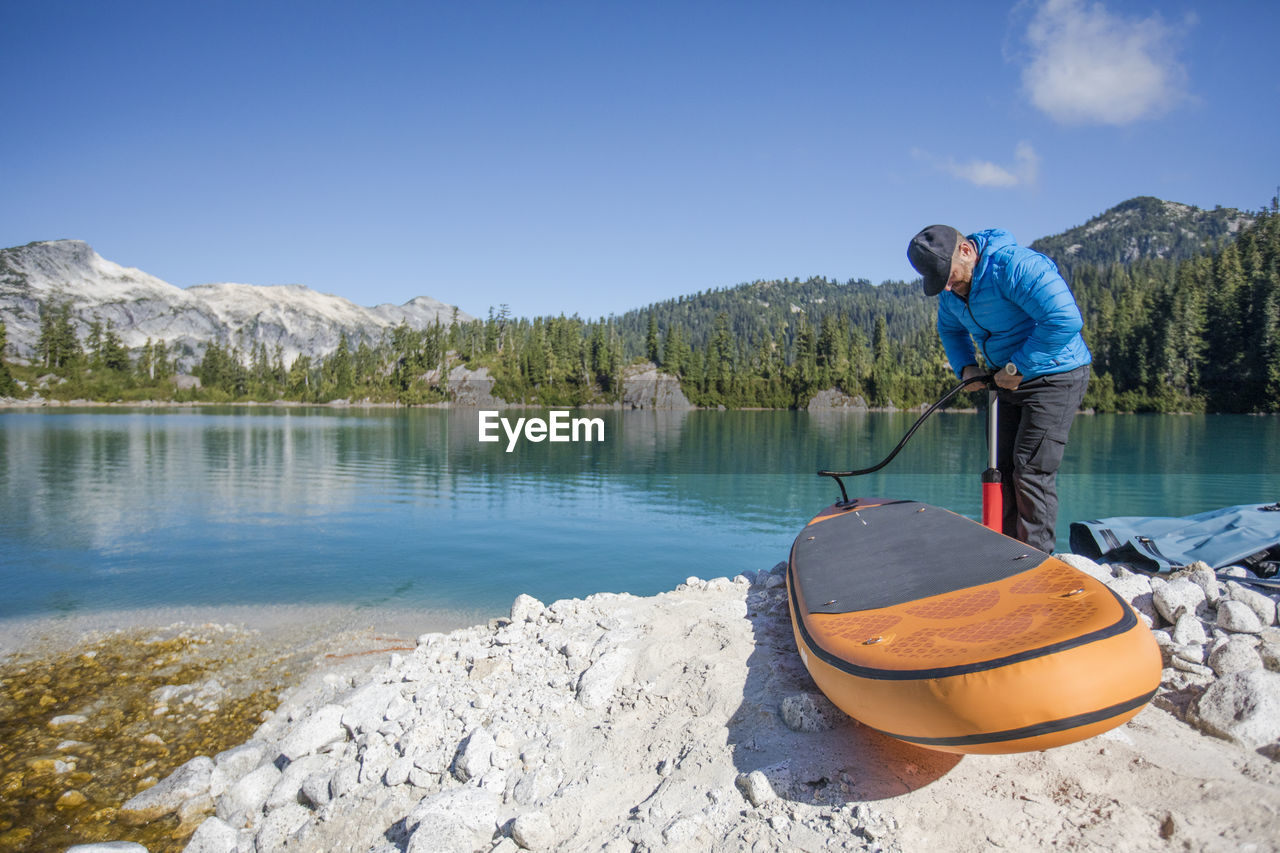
936, 301, 978, 378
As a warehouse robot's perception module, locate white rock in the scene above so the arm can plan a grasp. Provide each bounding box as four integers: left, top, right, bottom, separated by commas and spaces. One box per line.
1170, 644, 1206, 665
780, 692, 845, 733
185, 815, 239, 853
1107, 573, 1157, 625
212, 743, 264, 795
339, 683, 405, 736
663, 815, 703, 845
359, 737, 397, 785
216, 762, 281, 822
1227, 582, 1278, 626
266, 754, 328, 811
512, 766, 564, 806
64, 844, 149, 853
405, 788, 502, 853
1184, 564, 1223, 604
1219, 566, 1256, 579
453, 727, 497, 782
49, 714, 89, 728
1208, 637, 1264, 676
279, 703, 347, 760
511, 593, 547, 623
118, 755, 214, 823
576, 649, 631, 709
254, 802, 311, 851
1194, 669, 1280, 748
1217, 600, 1265, 634
1152, 577, 1207, 623
735, 770, 776, 807
1058, 553, 1112, 582
511, 810, 557, 850
384, 756, 413, 787
329, 762, 361, 800
1170, 612, 1208, 647
1171, 657, 1213, 677
300, 771, 334, 807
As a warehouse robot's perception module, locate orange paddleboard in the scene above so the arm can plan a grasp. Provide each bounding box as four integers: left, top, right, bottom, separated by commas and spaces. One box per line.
788, 499, 1162, 754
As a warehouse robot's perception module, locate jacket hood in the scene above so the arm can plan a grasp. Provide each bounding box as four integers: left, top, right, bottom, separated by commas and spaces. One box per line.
969, 229, 1018, 267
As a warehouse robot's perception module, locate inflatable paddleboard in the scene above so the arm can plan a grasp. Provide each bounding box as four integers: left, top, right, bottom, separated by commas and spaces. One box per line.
787, 499, 1162, 754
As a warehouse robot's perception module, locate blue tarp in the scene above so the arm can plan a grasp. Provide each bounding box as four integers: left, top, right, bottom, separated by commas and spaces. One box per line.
1069, 502, 1280, 575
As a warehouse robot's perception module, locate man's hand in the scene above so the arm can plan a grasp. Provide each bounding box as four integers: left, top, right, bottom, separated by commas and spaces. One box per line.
960, 365, 986, 386
995, 368, 1022, 390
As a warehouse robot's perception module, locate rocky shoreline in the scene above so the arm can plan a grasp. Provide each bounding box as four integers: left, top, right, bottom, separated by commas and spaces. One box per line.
48, 556, 1280, 853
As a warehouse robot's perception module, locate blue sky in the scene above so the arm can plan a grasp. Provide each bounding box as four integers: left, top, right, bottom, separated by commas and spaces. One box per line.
2, 0, 1276, 319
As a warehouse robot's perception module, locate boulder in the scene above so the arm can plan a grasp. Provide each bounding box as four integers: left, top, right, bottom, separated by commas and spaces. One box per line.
453, 727, 497, 783
1227, 583, 1278, 627
1208, 637, 1264, 677
780, 692, 845, 733
511, 593, 547, 624
185, 815, 240, 853
405, 788, 502, 853
1217, 600, 1264, 635
1194, 669, 1280, 748
1151, 577, 1207, 623
576, 649, 631, 709
735, 770, 777, 807
216, 762, 281, 823
118, 755, 214, 823
510, 810, 557, 851
1107, 572, 1157, 625
279, 703, 347, 759
806, 388, 869, 412
339, 684, 407, 736
1170, 612, 1208, 647
1183, 563, 1223, 605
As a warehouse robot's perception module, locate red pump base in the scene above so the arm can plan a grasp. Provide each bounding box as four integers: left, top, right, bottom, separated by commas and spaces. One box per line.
981, 474, 1003, 532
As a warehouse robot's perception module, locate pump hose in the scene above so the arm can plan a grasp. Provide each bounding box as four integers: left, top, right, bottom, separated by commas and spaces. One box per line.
818, 373, 994, 504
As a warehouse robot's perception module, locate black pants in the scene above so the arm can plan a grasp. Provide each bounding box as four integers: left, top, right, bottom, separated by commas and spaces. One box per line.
994, 365, 1090, 553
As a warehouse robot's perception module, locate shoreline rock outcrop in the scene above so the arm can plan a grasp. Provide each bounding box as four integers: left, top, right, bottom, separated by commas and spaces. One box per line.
78, 556, 1280, 853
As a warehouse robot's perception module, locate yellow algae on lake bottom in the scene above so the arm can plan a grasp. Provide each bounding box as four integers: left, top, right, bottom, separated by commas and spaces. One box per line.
0, 627, 291, 853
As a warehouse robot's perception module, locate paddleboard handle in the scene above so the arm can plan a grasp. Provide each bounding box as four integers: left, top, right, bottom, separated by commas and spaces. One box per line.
819, 373, 995, 507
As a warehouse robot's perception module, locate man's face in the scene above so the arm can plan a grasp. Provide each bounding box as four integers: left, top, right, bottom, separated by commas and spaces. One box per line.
944, 240, 976, 297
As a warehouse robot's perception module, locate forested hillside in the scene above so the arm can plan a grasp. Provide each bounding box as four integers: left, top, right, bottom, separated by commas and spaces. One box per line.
4, 197, 1277, 413
1030, 196, 1253, 279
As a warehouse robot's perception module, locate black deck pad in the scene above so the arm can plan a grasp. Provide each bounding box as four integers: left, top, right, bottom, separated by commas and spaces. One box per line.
791, 500, 1049, 614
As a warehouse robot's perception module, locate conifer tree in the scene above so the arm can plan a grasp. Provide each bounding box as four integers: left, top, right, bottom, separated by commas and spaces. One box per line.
0, 322, 18, 397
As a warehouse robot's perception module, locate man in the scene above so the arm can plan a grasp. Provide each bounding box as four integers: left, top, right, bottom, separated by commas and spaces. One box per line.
907, 224, 1091, 553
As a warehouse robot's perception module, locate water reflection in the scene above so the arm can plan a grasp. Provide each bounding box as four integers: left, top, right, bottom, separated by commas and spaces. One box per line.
0, 408, 1276, 620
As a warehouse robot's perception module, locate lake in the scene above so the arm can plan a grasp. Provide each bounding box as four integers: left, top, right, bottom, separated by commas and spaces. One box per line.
1, 406, 1277, 622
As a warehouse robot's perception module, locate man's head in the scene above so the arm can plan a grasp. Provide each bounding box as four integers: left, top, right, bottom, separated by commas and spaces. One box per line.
908, 225, 976, 297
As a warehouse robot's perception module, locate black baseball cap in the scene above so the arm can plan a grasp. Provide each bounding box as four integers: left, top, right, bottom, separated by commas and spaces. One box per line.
907, 224, 961, 296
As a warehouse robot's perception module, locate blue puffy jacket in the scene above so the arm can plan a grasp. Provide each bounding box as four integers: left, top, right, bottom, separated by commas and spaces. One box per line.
936, 229, 1091, 379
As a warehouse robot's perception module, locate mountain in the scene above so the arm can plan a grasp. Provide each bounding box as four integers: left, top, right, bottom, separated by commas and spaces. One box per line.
0, 240, 471, 369
613, 195, 1255, 357
1028, 196, 1254, 275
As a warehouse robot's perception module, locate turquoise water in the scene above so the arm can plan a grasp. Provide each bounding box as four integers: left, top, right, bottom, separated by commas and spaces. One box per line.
1, 407, 1277, 620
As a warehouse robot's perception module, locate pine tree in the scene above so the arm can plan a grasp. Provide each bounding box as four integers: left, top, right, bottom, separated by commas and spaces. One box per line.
645, 313, 660, 364
0, 321, 19, 397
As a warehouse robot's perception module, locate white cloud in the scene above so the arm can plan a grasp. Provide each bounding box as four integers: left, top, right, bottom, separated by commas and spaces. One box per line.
1021, 0, 1191, 125
913, 142, 1040, 189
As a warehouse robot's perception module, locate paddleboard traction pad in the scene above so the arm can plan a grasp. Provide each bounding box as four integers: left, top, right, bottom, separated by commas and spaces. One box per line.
792, 500, 1048, 614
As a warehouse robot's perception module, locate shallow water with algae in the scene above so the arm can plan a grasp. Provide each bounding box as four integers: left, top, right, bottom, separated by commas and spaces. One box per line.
0, 625, 312, 852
